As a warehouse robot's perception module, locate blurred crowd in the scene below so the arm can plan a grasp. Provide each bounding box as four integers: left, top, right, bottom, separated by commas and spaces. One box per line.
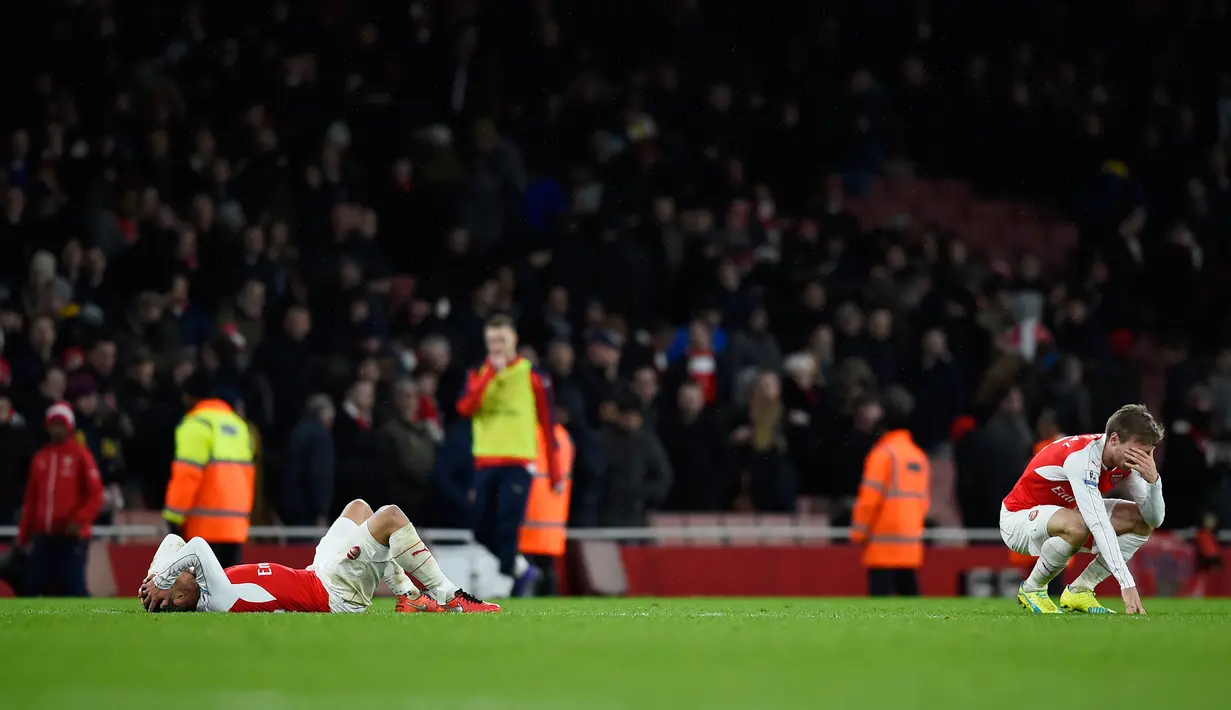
2, 0, 1231, 536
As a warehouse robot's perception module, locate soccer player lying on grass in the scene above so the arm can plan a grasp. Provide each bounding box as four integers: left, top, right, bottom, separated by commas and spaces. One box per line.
1000, 404, 1165, 615
139, 499, 500, 613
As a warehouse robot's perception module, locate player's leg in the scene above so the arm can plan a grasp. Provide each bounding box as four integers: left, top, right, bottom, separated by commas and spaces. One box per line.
345, 504, 440, 612
364, 504, 500, 612
492, 466, 533, 578
1062, 500, 1152, 613
340, 499, 374, 525
1009, 507, 1082, 613
1023, 508, 1086, 591
896, 568, 920, 597
866, 569, 893, 597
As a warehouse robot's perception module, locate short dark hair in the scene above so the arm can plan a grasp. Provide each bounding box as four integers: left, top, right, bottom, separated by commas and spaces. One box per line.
182, 371, 215, 400
1105, 404, 1164, 446
485, 314, 516, 330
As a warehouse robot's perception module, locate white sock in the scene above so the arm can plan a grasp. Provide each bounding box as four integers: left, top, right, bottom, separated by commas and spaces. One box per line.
389, 523, 459, 603
1070, 533, 1150, 592
381, 561, 417, 597
1023, 537, 1079, 591
514, 554, 530, 577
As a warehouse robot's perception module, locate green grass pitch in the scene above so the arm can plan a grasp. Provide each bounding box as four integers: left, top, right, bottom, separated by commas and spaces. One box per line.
2, 598, 1230, 709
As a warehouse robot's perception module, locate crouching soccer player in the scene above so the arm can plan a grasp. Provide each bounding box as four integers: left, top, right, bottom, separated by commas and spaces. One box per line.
140, 499, 500, 613
1000, 404, 1165, 615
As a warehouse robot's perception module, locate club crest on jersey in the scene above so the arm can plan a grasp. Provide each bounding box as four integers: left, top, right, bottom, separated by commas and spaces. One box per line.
347, 546, 360, 560
1028, 509, 1039, 521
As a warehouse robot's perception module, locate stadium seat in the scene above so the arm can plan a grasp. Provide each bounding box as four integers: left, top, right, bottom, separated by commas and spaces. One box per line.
719, 513, 759, 547
755, 514, 795, 546
647, 513, 686, 547
794, 514, 834, 546
681, 514, 722, 547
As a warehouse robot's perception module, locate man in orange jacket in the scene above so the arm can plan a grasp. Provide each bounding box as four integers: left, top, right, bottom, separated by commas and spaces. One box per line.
851, 388, 930, 596
162, 373, 255, 569
515, 422, 575, 596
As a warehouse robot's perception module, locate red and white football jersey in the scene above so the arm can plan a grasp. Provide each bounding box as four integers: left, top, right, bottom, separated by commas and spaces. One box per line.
1002, 433, 1130, 512
221, 563, 332, 613
152, 537, 333, 613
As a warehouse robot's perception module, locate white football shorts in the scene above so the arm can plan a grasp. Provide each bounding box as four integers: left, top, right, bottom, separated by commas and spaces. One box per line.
999, 498, 1126, 556
309, 517, 394, 613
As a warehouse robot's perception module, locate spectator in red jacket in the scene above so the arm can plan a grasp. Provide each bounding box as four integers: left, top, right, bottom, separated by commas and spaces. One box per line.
18, 402, 104, 596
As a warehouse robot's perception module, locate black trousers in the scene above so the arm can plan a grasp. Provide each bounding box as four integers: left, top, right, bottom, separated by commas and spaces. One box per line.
867, 568, 920, 597
24, 535, 88, 596
471, 465, 532, 577
212, 543, 243, 569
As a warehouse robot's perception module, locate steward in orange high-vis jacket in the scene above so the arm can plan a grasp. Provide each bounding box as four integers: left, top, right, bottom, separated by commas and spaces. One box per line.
162, 373, 254, 569
519, 423, 575, 555
851, 389, 930, 597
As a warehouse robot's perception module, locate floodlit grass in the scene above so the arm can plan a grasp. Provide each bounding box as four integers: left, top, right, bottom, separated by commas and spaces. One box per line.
2, 597, 1229, 709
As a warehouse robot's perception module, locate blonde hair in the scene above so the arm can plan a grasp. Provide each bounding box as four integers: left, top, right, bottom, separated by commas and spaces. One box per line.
1105, 404, 1164, 445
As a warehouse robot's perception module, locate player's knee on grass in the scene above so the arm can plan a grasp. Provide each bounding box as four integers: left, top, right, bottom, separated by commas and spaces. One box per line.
365, 505, 411, 544
341, 499, 374, 524
1048, 509, 1089, 547
1111, 502, 1153, 536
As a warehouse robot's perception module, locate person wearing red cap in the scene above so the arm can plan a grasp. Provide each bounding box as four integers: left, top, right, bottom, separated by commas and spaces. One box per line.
17, 402, 104, 596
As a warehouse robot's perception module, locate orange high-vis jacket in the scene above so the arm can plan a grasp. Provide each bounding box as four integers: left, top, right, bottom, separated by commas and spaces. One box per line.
519, 424, 575, 557
163, 399, 255, 544
851, 429, 931, 569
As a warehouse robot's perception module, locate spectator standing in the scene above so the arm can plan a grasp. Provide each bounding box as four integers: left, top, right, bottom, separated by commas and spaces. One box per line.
0, 390, 35, 524
18, 403, 103, 596
962, 386, 1034, 527
828, 395, 885, 519
332, 379, 386, 515
910, 328, 965, 529
665, 320, 728, 407
457, 315, 560, 586
281, 394, 336, 527
162, 373, 255, 569
68, 373, 130, 521
660, 381, 728, 511
376, 379, 437, 520
117, 292, 182, 369
254, 305, 317, 443
1049, 356, 1093, 435
83, 338, 119, 393
782, 353, 829, 513
11, 314, 56, 387
728, 306, 784, 375
21, 366, 66, 443
910, 329, 965, 451
597, 397, 674, 526
577, 330, 624, 427
215, 279, 268, 357
628, 366, 662, 432
729, 372, 796, 512
864, 308, 901, 386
